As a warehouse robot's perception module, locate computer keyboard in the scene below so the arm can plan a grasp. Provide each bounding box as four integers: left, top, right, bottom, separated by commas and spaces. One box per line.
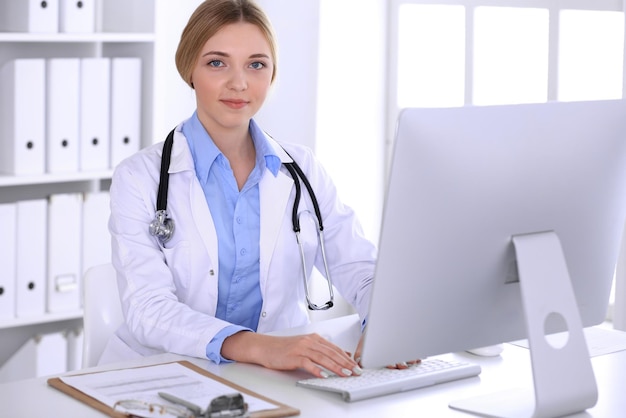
296, 358, 481, 402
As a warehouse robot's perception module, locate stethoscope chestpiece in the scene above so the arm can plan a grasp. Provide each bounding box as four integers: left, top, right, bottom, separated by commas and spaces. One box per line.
149, 209, 174, 245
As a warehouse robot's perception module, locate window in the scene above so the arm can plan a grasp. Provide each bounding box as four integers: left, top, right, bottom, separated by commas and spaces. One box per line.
390, 0, 624, 114
558, 9, 624, 101
397, 4, 465, 108
473, 6, 549, 105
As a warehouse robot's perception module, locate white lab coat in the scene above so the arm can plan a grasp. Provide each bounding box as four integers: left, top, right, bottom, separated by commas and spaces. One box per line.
101, 123, 376, 364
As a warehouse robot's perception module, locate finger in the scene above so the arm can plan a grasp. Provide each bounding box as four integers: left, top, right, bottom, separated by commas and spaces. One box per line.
385, 361, 409, 369
305, 336, 360, 377
313, 349, 358, 377
299, 357, 334, 379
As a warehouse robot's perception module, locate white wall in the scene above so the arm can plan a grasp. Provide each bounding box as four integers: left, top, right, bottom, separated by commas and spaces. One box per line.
152, 0, 201, 140
152, 0, 321, 151
255, 0, 320, 151
316, 0, 387, 242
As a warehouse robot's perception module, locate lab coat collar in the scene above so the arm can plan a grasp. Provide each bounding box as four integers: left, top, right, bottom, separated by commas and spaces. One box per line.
166, 124, 196, 174
258, 128, 294, 164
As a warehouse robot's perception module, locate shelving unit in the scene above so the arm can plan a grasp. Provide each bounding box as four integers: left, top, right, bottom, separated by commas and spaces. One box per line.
0, 0, 157, 381
0, 32, 155, 42
0, 310, 83, 330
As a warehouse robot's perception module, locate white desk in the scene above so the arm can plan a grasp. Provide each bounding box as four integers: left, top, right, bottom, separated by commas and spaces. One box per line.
1, 315, 625, 417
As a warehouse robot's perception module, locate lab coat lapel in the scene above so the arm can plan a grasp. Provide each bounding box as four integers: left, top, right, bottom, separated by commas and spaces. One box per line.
169, 128, 219, 266
190, 180, 219, 265
259, 168, 293, 289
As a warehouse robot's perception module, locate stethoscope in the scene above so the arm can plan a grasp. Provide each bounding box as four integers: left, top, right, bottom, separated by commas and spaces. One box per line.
149, 129, 335, 310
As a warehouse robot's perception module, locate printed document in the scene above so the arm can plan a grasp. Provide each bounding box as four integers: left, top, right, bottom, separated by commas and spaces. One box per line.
59, 362, 277, 417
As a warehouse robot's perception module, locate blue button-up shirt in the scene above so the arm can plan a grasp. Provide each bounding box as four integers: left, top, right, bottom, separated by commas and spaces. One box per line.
182, 113, 281, 363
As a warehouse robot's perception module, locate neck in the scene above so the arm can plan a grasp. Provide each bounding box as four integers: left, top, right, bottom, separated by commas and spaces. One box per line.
197, 116, 256, 190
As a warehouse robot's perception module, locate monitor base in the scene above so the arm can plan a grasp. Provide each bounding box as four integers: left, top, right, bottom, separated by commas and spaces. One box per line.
450, 231, 598, 418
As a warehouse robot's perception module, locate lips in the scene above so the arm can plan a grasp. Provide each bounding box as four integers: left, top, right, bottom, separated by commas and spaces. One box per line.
221, 99, 248, 109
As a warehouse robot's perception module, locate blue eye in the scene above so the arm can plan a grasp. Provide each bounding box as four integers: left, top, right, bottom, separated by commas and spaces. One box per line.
250, 62, 265, 70
208, 60, 223, 67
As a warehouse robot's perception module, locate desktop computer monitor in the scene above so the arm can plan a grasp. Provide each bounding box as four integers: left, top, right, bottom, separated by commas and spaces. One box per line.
361, 99, 626, 417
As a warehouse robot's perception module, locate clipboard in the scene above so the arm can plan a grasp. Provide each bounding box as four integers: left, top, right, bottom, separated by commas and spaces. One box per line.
47, 360, 300, 417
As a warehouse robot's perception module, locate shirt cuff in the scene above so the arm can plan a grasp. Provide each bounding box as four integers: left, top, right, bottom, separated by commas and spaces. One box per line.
205, 325, 251, 364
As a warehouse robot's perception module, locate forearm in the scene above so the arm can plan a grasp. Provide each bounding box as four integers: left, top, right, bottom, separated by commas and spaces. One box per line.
221, 331, 266, 365
221, 331, 362, 378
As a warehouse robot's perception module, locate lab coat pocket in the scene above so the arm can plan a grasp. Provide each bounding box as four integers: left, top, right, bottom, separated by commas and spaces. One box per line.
161, 240, 192, 290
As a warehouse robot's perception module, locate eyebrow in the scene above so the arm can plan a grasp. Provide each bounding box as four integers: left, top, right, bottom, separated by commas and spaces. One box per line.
202, 51, 271, 60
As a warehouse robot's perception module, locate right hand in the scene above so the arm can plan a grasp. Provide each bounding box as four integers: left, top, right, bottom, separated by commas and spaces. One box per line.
221, 331, 362, 378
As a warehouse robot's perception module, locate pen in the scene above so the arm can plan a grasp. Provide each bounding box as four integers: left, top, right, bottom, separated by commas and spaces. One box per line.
158, 391, 203, 417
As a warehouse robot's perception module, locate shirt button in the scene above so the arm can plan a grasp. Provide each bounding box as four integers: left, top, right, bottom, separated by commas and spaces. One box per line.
240, 248, 246, 256
236, 216, 242, 224
209, 269, 215, 276
261, 311, 267, 318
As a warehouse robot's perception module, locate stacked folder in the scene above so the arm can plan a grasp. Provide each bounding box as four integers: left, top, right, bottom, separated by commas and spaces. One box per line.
0, 192, 112, 321
0, 57, 142, 175
0, 0, 96, 33
0, 59, 46, 175
0, 327, 84, 383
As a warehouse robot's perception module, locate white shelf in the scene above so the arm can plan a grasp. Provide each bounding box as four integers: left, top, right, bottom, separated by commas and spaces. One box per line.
0, 0, 159, 381
0, 32, 154, 43
0, 311, 83, 330
0, 171, 113, 187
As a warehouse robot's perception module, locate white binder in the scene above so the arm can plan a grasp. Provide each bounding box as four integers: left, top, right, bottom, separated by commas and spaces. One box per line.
15, 199, 47, 318
0, 0, 59, 33
46, 58, 80, 173
80, 58, 111, 171
59, 0, 95, 33
47, 193, 82, 313
0, 331, 68, 382
82, 191, 112, 273
0, 59, 46, 175
66, 327, 84, 372
110, 57, 142, 168
0, 203, 17, 320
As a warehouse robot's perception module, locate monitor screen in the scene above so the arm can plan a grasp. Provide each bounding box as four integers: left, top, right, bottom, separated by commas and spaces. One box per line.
362, 99, 626, 368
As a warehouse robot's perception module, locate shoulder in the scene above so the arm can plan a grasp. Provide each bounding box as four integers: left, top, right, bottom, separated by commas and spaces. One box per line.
112, 141, 164, 181
272, 139, 318, 168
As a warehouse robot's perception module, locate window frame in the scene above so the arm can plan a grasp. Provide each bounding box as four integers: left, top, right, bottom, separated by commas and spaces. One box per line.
386, 0, 625, 144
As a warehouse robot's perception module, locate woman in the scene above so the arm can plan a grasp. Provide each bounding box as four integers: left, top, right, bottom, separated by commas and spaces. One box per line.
103, 0, 376, 379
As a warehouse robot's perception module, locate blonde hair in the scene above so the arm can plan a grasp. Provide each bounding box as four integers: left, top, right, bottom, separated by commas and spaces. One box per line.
175, 0, 278, 88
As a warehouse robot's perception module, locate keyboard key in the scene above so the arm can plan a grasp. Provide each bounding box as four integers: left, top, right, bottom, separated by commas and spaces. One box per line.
296, 358, 481, 402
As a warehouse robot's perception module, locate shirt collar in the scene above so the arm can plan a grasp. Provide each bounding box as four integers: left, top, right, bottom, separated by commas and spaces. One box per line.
249, 119, 281, 177
182, 113, 282, 183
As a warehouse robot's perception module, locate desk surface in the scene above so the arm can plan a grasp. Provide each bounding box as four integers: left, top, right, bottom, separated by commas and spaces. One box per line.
1, 315, 625, 417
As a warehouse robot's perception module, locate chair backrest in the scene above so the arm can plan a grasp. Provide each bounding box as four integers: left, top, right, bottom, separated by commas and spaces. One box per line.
82, 263, 123, 368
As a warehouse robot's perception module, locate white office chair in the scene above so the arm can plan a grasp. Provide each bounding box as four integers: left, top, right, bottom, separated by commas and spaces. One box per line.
82, 263, 124, 368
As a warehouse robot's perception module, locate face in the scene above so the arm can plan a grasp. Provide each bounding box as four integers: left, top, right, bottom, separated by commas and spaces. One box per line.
191, 22, 274, 137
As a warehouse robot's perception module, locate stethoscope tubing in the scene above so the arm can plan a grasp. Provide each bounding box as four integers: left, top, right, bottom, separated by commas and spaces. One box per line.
148, 128, 335, 310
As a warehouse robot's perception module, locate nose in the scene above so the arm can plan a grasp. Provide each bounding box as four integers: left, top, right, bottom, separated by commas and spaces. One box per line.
227, 68, 247, 91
